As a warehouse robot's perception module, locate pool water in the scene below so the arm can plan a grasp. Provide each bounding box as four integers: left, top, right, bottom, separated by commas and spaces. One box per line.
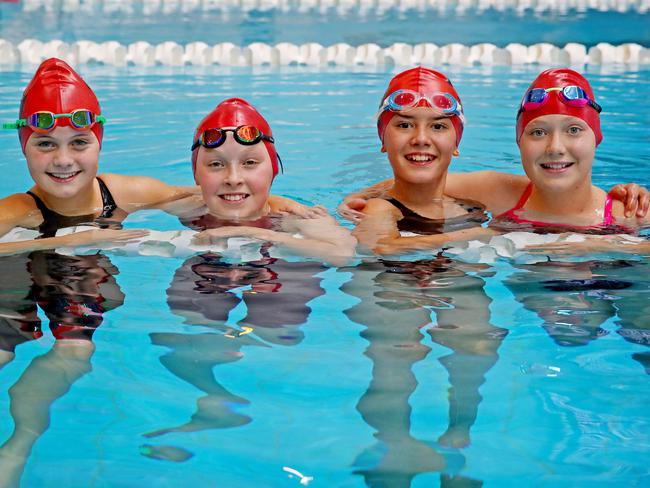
1, 4, 650, 487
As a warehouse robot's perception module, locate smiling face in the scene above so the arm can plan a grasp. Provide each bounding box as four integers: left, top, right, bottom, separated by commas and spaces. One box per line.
194, 130, 274, 220
519, 114, 596, 193
381, 107, 458, 185
24, 126, 100, 200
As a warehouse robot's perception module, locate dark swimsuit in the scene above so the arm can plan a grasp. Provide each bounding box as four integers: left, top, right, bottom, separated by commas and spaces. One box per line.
385, 197, 489, 235
26, 177, 121, 237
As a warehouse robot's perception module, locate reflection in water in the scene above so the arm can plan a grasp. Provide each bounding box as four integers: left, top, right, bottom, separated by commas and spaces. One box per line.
145, 252, 326, 443
341, 255, 506, 487
504, 259, 650, 373
0, 251, 123, 488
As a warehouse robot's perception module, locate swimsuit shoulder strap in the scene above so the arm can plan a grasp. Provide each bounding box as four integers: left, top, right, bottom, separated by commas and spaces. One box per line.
603, 192, 614, 226
496, 182, 534, 219
25, 190, 55, 220
384, 197, 421, 218
96, 177, 117, 218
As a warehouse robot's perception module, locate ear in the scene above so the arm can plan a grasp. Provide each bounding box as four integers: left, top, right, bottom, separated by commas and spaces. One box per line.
453, 148, 460, 157
380, 144, 386, 153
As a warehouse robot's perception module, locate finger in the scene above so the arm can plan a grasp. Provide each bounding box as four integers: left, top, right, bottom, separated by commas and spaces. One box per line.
637, 192, 650, 218
312, 206, 328, 217
627, 185, 641, 217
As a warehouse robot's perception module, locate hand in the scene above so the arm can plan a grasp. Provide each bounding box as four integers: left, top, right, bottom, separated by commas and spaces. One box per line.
192, 226, 268, 245
337, 198, 367, 223
64, 228, 149, 247
609, 183, 650, 218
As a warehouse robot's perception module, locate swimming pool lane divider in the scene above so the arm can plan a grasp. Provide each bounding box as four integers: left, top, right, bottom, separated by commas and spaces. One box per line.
16, 0, 650, 14
0, 39, 648, 66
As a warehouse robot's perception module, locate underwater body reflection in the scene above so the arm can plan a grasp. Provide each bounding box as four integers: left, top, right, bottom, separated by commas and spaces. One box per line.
144, 250, 327, 454
504, 259, 650, 374
340, 254, 507, 487
0, 251, 123, 488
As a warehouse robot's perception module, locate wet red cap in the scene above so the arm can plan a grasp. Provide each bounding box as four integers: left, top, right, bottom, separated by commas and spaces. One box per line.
19, 58, 103, 153
377, 66, 464, 147
516, 68, 602, 146
191, 98, 278, 178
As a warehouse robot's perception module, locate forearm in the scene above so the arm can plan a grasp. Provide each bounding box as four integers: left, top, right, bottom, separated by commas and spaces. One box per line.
0, 235, 72, 256
251, 228, 356, 264
372, 227, 497, 255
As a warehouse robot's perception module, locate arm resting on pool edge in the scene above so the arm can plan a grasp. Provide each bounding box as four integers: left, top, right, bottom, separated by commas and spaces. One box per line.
352, 198, 498, 256
524, 234, 650, 256
192, 215, 357, 265
0, 229, 148, 257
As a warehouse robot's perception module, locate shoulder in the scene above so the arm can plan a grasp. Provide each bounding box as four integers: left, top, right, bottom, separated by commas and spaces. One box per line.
0, 192, 39, 214
0, 192, 42, 231
609, 196, 626, 218
363, 197, 402, 216
477, 171, 530, 214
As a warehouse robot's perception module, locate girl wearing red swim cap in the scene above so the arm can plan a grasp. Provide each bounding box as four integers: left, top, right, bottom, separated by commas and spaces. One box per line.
0, 58, 213, 255
343, 68, 649, 254
187, 98, 356, 264
351, 67, 494, 254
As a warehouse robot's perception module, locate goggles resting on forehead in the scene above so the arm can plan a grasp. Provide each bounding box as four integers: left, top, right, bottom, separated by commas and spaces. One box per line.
518, 86, 602, 116
2, 109, 106, 132
191, 125, 275, 151
378, 89, 464, 121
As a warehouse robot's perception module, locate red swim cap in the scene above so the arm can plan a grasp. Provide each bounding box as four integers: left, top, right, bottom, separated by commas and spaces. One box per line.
516, 68, 602, 146
377, 66, 464, 147
191, 98, 278, 178
19, 58, 103, 153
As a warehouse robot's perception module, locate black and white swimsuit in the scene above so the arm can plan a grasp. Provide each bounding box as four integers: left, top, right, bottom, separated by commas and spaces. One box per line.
27, 177, 121, 238
384, 197, 488, 235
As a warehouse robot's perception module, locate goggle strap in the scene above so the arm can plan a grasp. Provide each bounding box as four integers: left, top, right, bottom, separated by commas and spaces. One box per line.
589, 100, 603, 113
2, 120, 25, 130
277, 153, 284, 174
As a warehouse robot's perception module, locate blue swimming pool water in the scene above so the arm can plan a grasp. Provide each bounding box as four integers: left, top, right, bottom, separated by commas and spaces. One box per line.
1, 4, 650, 488
1, 2, 649, 47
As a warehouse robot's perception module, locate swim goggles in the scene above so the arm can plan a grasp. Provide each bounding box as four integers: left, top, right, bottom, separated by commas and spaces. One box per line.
378, 89, 464, 120
2, 109, 106, 132
518, 86, 602, 115
191, 125, 275, 151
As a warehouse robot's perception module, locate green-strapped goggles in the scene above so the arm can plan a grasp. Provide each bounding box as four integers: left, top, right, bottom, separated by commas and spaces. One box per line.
3, 109, 106, 132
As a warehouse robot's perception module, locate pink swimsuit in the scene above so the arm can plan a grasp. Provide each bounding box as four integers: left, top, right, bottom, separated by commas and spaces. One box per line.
497, 183, 615, 229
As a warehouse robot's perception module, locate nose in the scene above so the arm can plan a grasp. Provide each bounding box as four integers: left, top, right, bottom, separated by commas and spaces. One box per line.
410, 124, 431, 146
52, 146, 75, 167
546, 129, 566, 156
223, 162, 244, 186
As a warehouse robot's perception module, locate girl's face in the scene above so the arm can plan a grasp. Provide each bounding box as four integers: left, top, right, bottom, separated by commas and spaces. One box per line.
24, 126, 100, 200
194, 130, 274, 220
519, 114, 596, 193
381, 107, 458, 184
